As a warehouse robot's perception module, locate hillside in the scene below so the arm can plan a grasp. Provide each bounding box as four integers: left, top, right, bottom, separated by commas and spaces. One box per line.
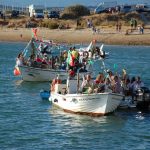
0, 12, 149, 29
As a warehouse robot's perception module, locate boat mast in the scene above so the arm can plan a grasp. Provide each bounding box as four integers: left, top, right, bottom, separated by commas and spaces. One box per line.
30, 38, 36, 58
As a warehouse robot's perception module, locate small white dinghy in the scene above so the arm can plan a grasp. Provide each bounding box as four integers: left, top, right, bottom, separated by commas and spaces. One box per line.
49, 77, 124, 116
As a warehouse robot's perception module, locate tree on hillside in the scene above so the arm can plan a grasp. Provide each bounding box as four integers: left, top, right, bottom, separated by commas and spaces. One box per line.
61, 4, 90, 19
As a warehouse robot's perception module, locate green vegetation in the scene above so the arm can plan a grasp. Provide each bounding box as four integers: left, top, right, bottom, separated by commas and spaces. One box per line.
61, 4, 90, 19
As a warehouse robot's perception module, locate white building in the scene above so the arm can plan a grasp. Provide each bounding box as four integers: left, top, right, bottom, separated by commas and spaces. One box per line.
29, 4, 44, 18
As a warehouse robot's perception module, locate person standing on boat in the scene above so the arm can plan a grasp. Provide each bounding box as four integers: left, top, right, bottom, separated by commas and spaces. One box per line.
112, 75, 123, 94
71, 47, 79, 71
131, 76, 144, 100
35, 55, 42, 63
27, 54, 35, 67
106, 70, 115, 83
104, 78, 112, 92
67, 47, 74, 70
81, 74, 93, 93
16, 52, 24, 67
122, 78, 131, 96
122, 69, 127, 80
94, 73, 105, 93
133, 76, 144, 92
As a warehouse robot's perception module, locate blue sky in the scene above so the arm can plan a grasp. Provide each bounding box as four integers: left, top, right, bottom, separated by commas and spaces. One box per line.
0, 0, 149, 7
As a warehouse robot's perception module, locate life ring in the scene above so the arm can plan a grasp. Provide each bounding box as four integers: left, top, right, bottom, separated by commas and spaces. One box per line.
83, 51, 89, 59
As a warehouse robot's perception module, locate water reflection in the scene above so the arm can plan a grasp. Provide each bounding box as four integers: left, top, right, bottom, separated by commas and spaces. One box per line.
48, 106, 126, 133
14, 80, 23, 86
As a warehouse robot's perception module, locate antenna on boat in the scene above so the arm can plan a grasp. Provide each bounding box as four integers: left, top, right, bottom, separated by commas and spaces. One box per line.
77, 69, 80, 94
22, 40, 32, 57
99, 44, 107, 74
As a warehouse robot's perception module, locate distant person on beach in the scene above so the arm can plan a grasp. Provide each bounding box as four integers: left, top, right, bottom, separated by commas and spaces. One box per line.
115, 21, 121, 32
116, 21, 119, 32
140, 24, 144, 34
133, 19, 137, 29
90, 19, 93, 28
138, 24, 144, 34
137, 24, 141, 34
130, 18, 134, 30
87, 19, 90, 28
87, 19, 93, 28
67, 24, 70, 29
20, 34, 23, 38
76, 19, 80, 27
118, 22, 122, 32
92, 26, 97, 34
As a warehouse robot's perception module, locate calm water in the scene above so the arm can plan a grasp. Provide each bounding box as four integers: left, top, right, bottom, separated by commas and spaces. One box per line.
0, 42, 150, 150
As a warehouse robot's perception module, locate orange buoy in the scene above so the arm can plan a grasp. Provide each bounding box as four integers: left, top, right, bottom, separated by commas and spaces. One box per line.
14, 67, 21, 76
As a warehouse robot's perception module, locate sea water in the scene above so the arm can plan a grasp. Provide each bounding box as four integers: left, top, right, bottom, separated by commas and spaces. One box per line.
0, 42, 150, 149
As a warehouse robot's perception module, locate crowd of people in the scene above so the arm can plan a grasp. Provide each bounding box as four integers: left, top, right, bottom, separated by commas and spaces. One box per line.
16, 40, 145, 100
16, 41, 106, 77
79, 69, 144, 100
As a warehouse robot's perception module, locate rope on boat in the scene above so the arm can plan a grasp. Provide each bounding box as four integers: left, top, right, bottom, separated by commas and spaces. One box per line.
22, 40, 32, 57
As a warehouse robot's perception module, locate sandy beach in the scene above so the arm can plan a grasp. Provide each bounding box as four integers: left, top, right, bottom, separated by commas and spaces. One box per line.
0, 27, 150, 45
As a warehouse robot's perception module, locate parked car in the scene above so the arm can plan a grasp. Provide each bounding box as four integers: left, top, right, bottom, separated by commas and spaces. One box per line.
120, 5, 134, 13
94, 1, 117, 14
47, 11, 59, 19
0, 11, 2, 18
105, 7, 116, 13
136, 4, 150, 12
11, 10, 19, 18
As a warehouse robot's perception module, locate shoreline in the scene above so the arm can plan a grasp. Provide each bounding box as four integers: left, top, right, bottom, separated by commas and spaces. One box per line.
0, 28, 150, 45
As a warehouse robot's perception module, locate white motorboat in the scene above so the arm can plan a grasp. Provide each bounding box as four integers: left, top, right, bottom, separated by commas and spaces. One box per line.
19, 65, 68, 81
15, 38, 102, 81
49, 79, 123, 116
19, 65, 93, 82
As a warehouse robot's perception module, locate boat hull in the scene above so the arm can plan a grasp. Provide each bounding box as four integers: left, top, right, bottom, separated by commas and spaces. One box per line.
50, 93, 123, 116
19, 66, 67, 81
19, 65, 93, 82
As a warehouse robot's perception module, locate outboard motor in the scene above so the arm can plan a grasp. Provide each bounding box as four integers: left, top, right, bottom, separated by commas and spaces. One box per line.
135, 87, 150, 111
